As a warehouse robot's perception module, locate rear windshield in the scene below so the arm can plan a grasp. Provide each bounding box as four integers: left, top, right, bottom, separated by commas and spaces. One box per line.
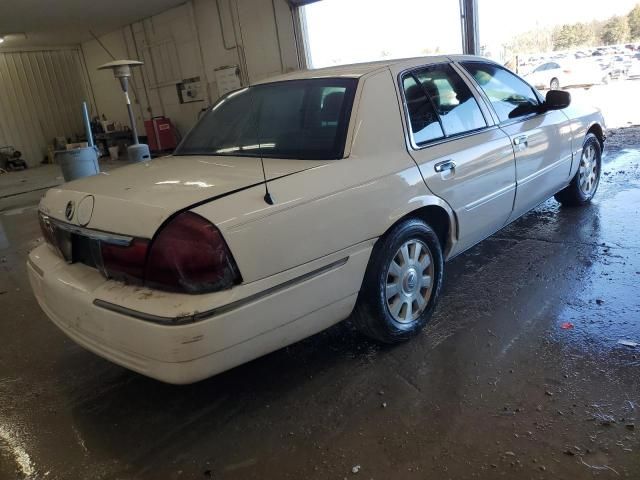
175, 78, 358, 160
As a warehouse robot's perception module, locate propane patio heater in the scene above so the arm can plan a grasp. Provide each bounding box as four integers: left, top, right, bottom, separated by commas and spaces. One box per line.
97, 60, 151, 163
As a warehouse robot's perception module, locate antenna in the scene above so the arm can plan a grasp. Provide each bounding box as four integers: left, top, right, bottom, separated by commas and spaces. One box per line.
259, 151, 275, 205
246, 86, 274, 205
235, 8, 273, 206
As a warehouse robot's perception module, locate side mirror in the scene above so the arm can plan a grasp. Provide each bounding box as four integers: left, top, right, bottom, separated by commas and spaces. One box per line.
544, 90, 571, 111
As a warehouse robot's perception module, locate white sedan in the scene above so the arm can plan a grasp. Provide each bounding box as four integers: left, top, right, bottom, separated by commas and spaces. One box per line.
523, 60, 604, 89
28, 55, 606, 384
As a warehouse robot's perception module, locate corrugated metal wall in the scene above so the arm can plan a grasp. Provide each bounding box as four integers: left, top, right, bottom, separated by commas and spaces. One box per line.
0, 49, 91, 167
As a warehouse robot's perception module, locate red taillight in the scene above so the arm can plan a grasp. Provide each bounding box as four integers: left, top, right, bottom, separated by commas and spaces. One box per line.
101, 239, 149, 283
144, 211, 241, 293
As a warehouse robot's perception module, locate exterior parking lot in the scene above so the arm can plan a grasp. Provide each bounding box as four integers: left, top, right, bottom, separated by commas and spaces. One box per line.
567, 77, 640, 127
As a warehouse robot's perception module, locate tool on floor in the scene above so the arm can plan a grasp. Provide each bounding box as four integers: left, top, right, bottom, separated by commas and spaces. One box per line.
0, 146, 28, 171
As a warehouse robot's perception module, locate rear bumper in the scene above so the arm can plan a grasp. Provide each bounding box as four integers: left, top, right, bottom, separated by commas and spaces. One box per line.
27, 242, 371, 384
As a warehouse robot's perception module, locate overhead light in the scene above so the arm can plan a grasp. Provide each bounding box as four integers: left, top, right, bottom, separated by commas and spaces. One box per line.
0, 33, 27, 44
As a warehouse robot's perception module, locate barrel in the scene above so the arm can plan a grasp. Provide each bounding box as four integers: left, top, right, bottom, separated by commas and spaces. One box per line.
55, 147, 100, 182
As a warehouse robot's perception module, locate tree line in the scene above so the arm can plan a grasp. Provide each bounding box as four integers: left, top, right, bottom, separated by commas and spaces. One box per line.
506, 3, 640, 54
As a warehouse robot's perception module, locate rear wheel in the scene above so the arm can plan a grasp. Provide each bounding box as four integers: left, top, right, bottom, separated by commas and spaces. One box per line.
554, 133, 601, 206
550, 77, 560, 90
352, 218, 444, 344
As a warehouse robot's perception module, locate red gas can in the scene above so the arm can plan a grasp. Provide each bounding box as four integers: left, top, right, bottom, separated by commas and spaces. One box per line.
144, 117, 177, 152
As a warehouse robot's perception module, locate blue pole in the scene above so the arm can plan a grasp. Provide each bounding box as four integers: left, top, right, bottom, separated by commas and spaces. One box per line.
82, 102, 94, 147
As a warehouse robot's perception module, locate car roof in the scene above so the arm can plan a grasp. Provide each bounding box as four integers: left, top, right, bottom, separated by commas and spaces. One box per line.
253, 55, 499, 84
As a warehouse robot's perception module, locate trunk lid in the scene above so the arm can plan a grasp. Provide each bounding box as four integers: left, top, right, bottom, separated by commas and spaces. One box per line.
39, 155, 323, 238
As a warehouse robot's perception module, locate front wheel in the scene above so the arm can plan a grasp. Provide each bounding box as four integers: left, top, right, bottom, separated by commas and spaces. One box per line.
554, 133, 601, 206
352, 219, 444, 344
550, 77, 560, 90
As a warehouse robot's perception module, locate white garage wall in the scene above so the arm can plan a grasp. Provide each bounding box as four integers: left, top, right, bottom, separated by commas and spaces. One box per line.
81, 0, 300, 140
0, 48, 92, 167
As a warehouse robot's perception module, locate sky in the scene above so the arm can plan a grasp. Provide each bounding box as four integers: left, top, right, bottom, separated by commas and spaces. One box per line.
303, 0, 640, 67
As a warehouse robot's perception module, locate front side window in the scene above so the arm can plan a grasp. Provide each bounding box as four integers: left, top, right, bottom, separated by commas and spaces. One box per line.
175, 78, 357, 160
461, 62, 540, 122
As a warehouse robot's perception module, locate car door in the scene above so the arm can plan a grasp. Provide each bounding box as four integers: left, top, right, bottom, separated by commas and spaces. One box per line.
398, 62, 516, 255
459, 61, 573, 222
547, 62, 562, 87
530, 63, 549, 88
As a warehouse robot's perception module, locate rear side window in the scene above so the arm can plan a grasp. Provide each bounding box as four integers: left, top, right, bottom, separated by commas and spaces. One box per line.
413, 65, 486, 136
401, 63, 486, 146
402, 75, 444, 145
461, 62, 540, 122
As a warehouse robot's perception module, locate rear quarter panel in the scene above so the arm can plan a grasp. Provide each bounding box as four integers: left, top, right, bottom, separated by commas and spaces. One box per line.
192, 70, 452, 283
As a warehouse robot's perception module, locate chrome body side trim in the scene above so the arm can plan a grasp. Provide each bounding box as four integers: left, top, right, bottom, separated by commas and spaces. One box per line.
93, 256, 350, 325
27, 258, 44, 277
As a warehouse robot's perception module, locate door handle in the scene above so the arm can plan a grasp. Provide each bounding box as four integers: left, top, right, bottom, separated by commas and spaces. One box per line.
434, 160, 456, 173
513, 135, 529, 150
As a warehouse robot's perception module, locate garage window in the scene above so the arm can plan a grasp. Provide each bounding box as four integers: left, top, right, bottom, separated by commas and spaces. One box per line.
475, 0, 640, 129
301, 0, 463, 68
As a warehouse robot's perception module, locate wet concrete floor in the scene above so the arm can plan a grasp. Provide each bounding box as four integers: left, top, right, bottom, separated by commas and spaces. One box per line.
1, 128, 639, 479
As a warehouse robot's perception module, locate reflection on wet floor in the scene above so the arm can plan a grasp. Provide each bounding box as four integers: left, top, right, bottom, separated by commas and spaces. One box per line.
549, 145, 640, 361
0, 128, 639, 479
0, 221, 9, 250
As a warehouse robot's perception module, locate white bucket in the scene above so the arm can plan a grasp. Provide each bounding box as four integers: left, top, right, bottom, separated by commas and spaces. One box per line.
108, 146, 119, 161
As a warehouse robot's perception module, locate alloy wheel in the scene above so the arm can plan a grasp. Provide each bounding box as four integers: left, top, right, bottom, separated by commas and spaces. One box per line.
579, 143, 599, 196
385, 239, 434, 324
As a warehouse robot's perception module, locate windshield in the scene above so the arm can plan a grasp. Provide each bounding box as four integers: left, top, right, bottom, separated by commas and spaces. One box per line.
175, 78, 358, 160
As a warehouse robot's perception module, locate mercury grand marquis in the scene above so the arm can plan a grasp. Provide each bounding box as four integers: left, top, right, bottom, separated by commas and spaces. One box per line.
28, 55, 606, 384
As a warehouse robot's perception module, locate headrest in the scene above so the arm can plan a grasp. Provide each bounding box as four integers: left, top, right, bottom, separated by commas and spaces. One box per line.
321, 92, 344, 120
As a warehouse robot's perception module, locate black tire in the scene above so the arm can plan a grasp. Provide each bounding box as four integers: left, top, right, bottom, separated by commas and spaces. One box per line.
550, 78, 560, 90
352, 218, 444, 344
554, 133, 602, 206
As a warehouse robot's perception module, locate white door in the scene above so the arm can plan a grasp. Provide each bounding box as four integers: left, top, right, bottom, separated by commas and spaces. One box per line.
398, 63, 516, 254
460, 61, 573, 221
529, 63, 549, 88
546, 62, 563, 88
